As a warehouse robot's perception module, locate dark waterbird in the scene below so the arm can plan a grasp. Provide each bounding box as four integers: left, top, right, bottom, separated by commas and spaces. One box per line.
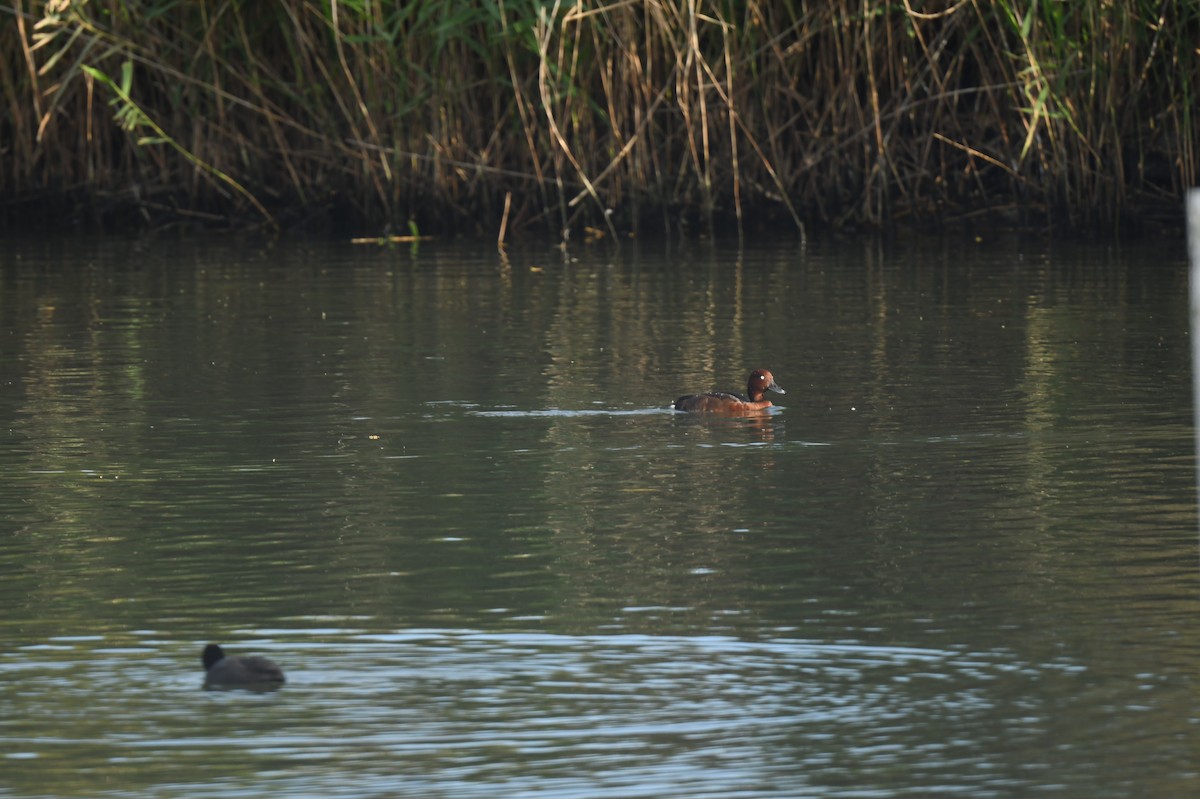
671, 369, 785, 414
202, 643, 285, 689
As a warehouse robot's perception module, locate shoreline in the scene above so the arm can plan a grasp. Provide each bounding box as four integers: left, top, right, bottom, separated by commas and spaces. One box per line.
3, 2, 1195, 239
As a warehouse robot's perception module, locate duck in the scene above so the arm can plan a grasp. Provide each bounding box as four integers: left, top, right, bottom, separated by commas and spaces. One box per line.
202, 643, 286, 688
671, 369, 785, 413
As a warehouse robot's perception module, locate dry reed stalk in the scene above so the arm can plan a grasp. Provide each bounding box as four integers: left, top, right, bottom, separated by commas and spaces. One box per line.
498, 190, 512, 247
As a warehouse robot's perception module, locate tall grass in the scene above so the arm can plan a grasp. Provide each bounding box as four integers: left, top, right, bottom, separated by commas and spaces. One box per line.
2, 1, 1197, 236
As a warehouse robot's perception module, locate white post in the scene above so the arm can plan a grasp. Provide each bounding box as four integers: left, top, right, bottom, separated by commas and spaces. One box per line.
1188, 189, 1200, 522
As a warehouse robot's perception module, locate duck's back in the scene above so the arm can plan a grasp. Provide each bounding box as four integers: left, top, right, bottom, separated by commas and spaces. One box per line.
672, 391, 757, 413
205, 653, 285, 685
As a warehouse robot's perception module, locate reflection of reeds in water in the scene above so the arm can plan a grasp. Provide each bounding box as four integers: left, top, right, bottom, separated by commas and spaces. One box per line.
7, 1, 1197, 233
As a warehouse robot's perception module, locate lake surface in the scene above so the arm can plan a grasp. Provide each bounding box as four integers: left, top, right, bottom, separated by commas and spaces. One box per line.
1, 232, 1196, 798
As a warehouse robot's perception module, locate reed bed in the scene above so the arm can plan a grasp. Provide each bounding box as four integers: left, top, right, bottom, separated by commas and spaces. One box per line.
2, 0, 1197, 237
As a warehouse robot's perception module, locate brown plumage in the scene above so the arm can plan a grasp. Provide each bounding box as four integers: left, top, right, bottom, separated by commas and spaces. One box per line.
672, 369, 785, 414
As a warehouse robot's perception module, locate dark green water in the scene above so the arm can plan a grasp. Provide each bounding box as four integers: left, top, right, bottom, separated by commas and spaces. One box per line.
1, 234, 1196, 797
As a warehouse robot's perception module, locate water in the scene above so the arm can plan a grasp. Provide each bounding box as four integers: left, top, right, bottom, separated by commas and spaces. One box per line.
0, 234, 1196, 797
